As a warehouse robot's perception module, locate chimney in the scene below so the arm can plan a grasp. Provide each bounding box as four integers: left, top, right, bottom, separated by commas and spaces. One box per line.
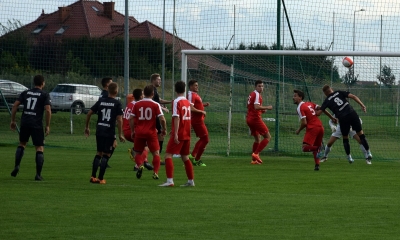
103, 2, 115, 20
58, 6, 71, 23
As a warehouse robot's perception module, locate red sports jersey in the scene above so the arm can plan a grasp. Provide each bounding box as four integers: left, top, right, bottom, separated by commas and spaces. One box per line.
247, 90, 263, 121
123, 100, 136, 133
296, 101, 323, 129
131, 98, 163, 138
187, 90, 205, 124
171, 96, 191, 140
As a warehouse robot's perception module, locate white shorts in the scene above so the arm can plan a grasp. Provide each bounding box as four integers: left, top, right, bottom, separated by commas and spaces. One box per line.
332, 124, 357, 139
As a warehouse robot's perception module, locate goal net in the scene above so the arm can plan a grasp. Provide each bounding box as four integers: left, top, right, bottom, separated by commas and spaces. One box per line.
182, 50, 400, 160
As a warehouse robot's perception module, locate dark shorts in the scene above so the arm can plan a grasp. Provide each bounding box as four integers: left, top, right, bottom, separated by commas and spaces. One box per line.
339, 111, 362, 137
96, 136, 115, 154
19, 125, 44, 146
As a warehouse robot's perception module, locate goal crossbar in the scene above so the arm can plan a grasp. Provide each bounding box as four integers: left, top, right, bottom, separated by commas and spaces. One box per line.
181, 50, 400, 83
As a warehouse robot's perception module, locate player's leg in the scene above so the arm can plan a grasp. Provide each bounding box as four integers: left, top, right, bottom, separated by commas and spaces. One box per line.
353, 131, 372, 164
250, 134, 262, 164
146, 137, 160, 179
191, 123, 208, 166
301, 128, 320, 170
180, 140, 194, 187
247, 119, 261, 164
142, 147, 153, 170
350, 113, 370, 153
339, 119, 353, 163
11, 126, 30, 177
321, 135, 340, 162
159, 139, 178, 187
31, 128, 45, 181
90, 136, 103, 183
312, 127, 324, 171
252, 121, 271, 163
97, 137, 114, 184
90, 152, 102, 183
106, 139, 117, 168
133, 138, 147, 179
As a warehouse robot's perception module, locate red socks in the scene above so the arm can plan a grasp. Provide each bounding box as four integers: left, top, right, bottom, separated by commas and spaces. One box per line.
165, 157, 174, 179
255, 139, 269, 154
184, 159, 194, 180
152, 155, 161, 174
252, 142, 259, 153
134, 152, 143, 166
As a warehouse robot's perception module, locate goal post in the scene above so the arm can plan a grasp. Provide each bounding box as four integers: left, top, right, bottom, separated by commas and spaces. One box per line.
181, 50, 400, 160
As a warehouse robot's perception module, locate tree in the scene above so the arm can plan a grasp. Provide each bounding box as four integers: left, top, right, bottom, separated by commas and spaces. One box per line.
377, 65, 396, 87
341, 68, 358, 89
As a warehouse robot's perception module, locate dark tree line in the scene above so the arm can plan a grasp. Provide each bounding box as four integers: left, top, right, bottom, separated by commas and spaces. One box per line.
0, 26, 177, 80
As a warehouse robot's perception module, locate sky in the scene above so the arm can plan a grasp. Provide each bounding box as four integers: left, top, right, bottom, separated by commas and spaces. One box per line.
1, 0, 400, 82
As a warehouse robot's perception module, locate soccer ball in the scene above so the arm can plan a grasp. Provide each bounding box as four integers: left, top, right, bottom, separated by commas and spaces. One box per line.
342, 57, 354, 68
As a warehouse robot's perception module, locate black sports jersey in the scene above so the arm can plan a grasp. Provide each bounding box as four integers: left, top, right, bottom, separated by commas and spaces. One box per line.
152, 86, 162, 131
18, 88, 51, 128
320, 90, 355, 119
152, 86, 160, 103
100, 89, 108, 98
90, 97, 123, 137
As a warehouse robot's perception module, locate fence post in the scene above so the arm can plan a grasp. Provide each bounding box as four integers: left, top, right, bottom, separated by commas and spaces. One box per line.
274, 83, 280, 151
70, 108, 73, 134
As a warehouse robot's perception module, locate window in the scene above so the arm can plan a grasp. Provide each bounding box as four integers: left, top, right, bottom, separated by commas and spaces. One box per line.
32, 23, 47, 34
10, 83, 27, 92
0, 83, 11, 92
88, 87, 101, 96
55, 26, 68, 35
75, 86, 88, 94
91, 6, 99, 12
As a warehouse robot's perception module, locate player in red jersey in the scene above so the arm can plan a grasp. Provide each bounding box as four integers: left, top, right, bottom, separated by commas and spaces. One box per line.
159, 81, 194, 187
130, 85, 167, 180
246, 80, 273, 164
123, 88, 152, 171
293, 89, 334, 171
187, 80, 209, 167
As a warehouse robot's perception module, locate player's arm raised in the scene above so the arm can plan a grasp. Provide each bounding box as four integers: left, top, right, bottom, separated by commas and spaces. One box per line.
348, 93, 366, 113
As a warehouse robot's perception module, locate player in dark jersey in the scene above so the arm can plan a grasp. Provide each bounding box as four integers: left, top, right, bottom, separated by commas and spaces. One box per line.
150, 73, 172, 163
10, 75, 51, 181
317, 84, 371, 164
85, 82, 125, 184
100, 77, 115, 168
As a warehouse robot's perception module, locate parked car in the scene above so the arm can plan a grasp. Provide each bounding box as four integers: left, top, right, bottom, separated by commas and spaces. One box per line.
49, 83, 102, 115
0, 80, 29, 109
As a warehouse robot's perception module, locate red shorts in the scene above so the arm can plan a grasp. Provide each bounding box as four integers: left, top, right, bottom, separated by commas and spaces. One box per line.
134, 136, 159, 152
166, 139, 190, 155
192, 123, 208, 137
247, 118, 269, 136
303, 126, 324, 146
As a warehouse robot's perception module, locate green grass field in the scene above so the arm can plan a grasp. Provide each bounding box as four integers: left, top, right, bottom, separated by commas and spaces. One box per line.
1, 145, 400, 240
